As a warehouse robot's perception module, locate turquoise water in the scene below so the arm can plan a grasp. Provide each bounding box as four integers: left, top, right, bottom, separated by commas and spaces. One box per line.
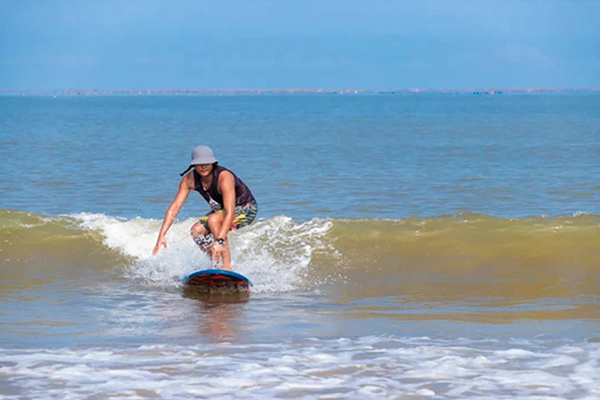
1, 94, 599, 399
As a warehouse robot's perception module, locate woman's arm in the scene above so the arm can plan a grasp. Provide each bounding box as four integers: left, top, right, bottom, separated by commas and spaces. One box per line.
215, 171, 236, 240
152, 176, 192, 255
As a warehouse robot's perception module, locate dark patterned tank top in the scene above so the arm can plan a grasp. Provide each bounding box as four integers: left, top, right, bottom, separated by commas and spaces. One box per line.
193, 165, 256, 211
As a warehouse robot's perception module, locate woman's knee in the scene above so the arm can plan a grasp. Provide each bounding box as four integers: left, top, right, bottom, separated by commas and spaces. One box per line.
207, 212, 224, 226
190, 222, 208, 237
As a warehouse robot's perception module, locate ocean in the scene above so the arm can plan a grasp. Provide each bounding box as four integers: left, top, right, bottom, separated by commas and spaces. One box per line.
0, 94, 599, 399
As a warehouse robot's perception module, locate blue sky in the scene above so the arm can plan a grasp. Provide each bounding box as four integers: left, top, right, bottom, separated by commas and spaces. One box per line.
1, 0, 599, 89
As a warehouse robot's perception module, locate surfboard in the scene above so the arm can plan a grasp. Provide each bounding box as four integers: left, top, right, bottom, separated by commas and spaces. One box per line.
183, 269, 253, 290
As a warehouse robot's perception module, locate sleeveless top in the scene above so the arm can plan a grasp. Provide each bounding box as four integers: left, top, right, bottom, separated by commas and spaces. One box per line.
193, 165, 256, 211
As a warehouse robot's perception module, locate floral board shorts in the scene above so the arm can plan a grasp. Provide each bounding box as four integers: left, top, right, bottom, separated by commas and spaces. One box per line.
198, 200, 258, 236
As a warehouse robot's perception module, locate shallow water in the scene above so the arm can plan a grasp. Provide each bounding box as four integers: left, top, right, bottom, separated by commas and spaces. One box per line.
1, 94, 599, 399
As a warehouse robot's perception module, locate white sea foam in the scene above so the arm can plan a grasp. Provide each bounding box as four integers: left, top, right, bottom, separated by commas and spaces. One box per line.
572, 211, 591, 217
0, 337, 598, 400
71, 213, 333, 293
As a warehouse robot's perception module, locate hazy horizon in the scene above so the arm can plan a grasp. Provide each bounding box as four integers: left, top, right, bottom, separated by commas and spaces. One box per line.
2, 87, 600, 93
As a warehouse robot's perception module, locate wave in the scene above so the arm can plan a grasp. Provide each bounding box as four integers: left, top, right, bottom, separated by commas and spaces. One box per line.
1, 208, 599, 294
0, 209, 335, 293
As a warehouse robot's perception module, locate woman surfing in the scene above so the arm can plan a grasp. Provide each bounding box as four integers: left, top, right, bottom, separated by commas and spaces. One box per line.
152, 146, 258, 271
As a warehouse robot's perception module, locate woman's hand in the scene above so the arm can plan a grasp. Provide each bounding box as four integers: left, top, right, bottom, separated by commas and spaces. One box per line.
152, 236, 167, 256
212, 242, 224, 266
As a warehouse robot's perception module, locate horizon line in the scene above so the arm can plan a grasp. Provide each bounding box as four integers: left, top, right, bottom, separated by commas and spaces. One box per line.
2, 87, 600, 95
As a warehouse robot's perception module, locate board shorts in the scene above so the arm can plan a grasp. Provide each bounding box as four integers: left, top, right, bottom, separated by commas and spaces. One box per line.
198, 200, 258, 236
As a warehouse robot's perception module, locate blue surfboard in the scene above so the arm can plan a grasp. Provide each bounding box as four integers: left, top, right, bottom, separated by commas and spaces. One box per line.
183, 269, 253, 290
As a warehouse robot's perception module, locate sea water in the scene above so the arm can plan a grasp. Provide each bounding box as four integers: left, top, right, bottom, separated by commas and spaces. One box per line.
0, 94, 599, 399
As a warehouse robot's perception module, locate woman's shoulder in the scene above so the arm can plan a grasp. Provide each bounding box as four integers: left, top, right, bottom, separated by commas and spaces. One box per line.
217, 168, 234, 181
181, 170, 197, 189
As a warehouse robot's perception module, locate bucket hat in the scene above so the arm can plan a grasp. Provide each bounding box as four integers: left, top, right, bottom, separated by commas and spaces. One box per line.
180, 145, 218, 176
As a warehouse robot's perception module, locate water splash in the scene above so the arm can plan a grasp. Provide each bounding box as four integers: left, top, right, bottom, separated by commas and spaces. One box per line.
71, 213, 334, 293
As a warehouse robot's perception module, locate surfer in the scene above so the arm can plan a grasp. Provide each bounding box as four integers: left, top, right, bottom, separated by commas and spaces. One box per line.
152, 145, 257, 270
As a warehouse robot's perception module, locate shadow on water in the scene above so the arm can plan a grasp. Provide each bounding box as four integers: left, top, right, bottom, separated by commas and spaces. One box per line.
181, 286, 250, 342
181, 286, 250, 304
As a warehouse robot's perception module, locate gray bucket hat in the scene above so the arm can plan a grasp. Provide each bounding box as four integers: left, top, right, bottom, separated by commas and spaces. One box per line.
180, 145, 218, 176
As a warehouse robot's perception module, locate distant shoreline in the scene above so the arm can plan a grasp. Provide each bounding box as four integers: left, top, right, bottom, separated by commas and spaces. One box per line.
1, 88, 599, 96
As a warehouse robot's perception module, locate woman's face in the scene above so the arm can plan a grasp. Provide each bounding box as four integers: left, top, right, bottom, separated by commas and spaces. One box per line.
194, 163, 214, 177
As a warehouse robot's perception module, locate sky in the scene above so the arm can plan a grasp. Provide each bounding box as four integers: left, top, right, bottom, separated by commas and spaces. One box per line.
1, 0, 599, 90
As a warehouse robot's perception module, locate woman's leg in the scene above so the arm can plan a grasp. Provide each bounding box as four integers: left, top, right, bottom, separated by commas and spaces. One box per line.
190, 220, 213, 255
207, 211, 232, 270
